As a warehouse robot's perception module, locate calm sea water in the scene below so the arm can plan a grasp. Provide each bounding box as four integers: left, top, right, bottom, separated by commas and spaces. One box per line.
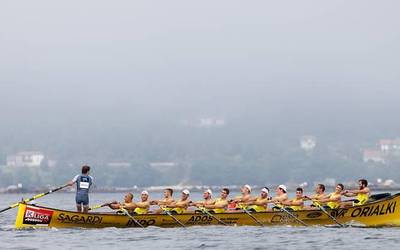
1, 192, 400, 250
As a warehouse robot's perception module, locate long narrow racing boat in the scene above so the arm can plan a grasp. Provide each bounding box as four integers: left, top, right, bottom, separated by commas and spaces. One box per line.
15, 193, 400, 229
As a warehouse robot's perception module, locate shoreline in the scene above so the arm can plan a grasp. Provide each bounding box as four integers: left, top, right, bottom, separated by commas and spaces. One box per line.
1, 185, 400, 194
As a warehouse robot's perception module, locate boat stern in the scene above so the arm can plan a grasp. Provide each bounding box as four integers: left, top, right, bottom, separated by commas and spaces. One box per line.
15, 203, 54, 229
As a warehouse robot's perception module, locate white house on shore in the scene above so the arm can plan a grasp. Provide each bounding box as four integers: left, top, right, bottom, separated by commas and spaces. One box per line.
379, 139, 400, 153
6, 152, 45, 167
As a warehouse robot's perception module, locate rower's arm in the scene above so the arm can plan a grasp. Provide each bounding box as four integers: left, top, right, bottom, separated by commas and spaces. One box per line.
342, 191, 356, 197
205, 201, 227, 209
122, 202, 138, 209
67, 175, 79, 186
173, 200, 190, 208
109, 203, 122, 209
349, 188, 370, 194
252, 198, 269, 206
319, 195, 340, 203
135, 201, 150, 209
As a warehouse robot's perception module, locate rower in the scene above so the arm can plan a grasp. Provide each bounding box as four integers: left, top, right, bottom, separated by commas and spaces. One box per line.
341, 179, 370, 207
231, 184, 253, 210
304, 184, 328, 210
245, 187, 270, 212
204, 188, 230, 213
280, 187, 304, 211
271, 185, 289, 211
164, 189, 191, 214
121, 191, 151, 214
313, 184, 343, 209
150, 188, 175, 214
68, 165, 94, 213
133, 191, 151, 214
191, 189, 214, 212
108, 192, 135, 213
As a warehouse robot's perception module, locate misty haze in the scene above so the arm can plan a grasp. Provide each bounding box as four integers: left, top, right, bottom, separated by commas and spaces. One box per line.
1, 0, 399, 191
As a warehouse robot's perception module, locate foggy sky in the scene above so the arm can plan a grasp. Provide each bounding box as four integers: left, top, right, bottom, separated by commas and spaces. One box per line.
1, 0, 399, 149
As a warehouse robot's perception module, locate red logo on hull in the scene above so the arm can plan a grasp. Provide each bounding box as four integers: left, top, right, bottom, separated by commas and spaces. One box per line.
23, 206, 54, 225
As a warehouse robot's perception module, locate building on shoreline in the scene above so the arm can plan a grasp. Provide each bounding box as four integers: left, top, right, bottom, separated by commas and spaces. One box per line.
6, 151, 45, 167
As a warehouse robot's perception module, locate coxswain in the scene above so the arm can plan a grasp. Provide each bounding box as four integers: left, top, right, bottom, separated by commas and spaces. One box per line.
150, 188, 175, 214
164, 189, 191, 214
204, 188, 230, 213
68, 165, 94, 213
341, 179, 370, 207
245, 187, 271, 212
280, 187, 305, 211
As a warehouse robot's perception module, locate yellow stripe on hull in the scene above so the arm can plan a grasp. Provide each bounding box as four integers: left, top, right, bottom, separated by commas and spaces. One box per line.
15, 193, 400, 229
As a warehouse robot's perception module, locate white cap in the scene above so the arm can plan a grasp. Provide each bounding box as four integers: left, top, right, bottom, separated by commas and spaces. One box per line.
182, 189, 190, 195
278, 185, 287, 192
261, 187, 269, 194
204, 189, 212, 195
141, 190, 149, 195
244, 184, 251, 193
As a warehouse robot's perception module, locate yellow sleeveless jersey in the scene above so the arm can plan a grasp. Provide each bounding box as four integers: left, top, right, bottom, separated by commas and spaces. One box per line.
249, 197, 267, 212
326, 193, 341, 209
172, 207, 187, 214
213, 198, 227, 213
134, 206, 149, 215
289, 198, 303, 211
311, 194, 325, 207
355, 192, 369, 206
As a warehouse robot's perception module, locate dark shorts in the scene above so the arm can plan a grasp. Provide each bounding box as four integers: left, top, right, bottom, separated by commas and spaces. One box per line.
76, 194, 89, 206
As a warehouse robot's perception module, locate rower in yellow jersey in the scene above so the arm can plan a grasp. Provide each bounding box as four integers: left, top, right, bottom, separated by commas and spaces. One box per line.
204, 188, 230, 213
164, 189, 191, 214
313, 184, 344, 209
304, 184, 328, 210
120, 190, 150, 214
108, 192, 135, 213
271, 185, 289, 211
280, 187, 305, 211
341, 179, 370, 207
150, 188, 175, 214
231, 185, 253, 211
245, 187, 270, 212
191, 189, 214, 212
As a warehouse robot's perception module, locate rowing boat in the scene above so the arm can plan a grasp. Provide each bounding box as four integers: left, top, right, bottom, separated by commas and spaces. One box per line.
15, 193, 400, 229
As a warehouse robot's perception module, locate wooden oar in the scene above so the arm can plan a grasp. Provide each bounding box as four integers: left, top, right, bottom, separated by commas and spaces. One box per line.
199, 207, 228, 226
279, 207, 308, 226
0, 184, 69, 214
313, 202, 345, 227
164, 210, 186, 228
119, 207, 144, 228
243, 209, 265, 226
